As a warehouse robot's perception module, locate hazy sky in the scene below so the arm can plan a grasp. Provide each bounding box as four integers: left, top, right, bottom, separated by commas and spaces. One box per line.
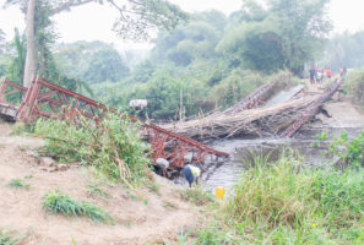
0, 0, 364, 50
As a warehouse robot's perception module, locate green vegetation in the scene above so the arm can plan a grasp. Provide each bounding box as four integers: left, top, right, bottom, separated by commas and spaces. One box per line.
87, 183, 109, 198
179, 185, 214, 206
42, 189, 112, 223
345, 68, 364, 106
190, 156, 364, 244
0, 229, 20, 245
8, 178, 30, 190
34, 113, 151, 186
326, 130, 364, 168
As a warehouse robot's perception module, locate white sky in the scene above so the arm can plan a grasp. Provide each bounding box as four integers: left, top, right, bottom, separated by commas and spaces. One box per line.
0, 0, 364, 50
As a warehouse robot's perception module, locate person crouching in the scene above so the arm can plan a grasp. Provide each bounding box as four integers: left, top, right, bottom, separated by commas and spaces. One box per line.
183, 164, 201, 187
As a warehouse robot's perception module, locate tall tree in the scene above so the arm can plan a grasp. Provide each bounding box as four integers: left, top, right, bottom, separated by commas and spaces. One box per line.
4, 0, 187, 88
217, 0, 332, 74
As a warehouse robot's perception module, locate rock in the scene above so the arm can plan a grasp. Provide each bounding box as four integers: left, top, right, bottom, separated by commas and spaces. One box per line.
41, 157, 55, 167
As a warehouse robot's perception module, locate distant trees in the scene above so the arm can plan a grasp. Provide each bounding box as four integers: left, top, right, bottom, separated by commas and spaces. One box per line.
218, 0, 332, 74
323, 31, 364, 70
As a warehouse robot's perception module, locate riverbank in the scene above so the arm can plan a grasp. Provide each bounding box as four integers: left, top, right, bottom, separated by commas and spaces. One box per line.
0, 119, 201, 245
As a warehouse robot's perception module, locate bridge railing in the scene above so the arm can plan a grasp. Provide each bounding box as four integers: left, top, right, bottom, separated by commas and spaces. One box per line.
281, 78, 344, 138
11, 77, 229, 169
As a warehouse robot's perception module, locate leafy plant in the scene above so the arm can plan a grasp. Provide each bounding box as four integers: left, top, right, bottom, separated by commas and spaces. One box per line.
8, 178, 30, 190
34, 112, 152, 188
42, 189, 112, 223
328, 130, 364, 167
0, 229, 20, 245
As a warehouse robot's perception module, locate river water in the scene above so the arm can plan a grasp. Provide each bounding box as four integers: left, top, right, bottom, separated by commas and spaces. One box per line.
202, 126, 364, 192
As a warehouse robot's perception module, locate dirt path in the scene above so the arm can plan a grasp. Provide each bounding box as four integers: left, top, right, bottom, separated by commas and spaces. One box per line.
0, 120, 199, 245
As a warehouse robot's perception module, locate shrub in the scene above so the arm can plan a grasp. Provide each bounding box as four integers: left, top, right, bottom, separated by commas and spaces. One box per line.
327, 130, 364, 167
34, 112, 151, 187
43, 190, 112, 223
345, 68, 364, 106
8, 178, 30, 190
0, 229, 20, 245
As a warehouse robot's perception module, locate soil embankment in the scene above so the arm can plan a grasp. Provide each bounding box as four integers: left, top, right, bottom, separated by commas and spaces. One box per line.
0, 120, 198, 245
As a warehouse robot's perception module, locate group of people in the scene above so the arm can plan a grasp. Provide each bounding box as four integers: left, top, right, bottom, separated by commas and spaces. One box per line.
309, 67, 332, 84
309, 66, 347, 84
154, 157, 201, 187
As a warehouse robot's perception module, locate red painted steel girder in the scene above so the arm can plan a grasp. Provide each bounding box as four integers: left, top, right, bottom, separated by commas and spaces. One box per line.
12, 77, 228, 168
223, 82, 277, 115
281, 78, 344, 138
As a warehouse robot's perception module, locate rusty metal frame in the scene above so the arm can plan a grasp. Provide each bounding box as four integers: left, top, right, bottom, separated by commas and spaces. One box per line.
223, 82, 277, 115
281, 78, 345, 138
0, 77, 228, 169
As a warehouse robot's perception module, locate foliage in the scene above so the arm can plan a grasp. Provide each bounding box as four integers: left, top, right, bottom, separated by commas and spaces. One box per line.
87, 183, 109, 198
6, 29, 26, 83
218, 0, 331, 74
179, 185, 214, 206
83, 48, 130, 83
193, 156, 364, 244
345, 68, 364, 106
33, 112, 151, 186
0, 229, 20, 245
43, 189, 112, 223
8, 178, 30, 190
326, 131, 364, 168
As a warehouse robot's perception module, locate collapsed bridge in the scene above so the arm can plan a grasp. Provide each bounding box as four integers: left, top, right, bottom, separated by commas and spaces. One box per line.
0, 77, 229, 170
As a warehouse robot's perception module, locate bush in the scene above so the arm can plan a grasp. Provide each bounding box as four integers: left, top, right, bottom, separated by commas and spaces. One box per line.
43, 190, 112, 223
327, 130, 364, 168
8, 178, 30, 190
0, 229, 20, 245
34, 113, 151, 186
345, 68, 364, 106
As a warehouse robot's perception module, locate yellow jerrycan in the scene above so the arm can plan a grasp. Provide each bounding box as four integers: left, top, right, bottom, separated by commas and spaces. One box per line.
215, 186, 226, 200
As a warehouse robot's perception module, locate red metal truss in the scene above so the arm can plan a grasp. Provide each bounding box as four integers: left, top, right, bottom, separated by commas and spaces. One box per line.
17, 77, 108, 124
0, 77, 28, 119
0, 77, 228, 169
281, 78, 345, 138
223, 82, 277, 115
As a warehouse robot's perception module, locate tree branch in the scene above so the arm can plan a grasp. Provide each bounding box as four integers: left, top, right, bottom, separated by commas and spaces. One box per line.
51, 0, 96, 15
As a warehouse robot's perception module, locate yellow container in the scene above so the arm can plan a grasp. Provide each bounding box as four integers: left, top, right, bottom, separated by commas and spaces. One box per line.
215, 186, 226, 200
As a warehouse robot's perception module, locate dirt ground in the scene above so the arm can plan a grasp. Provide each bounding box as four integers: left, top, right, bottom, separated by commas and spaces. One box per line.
303, 79, 364, 128
0, 120, 199, 245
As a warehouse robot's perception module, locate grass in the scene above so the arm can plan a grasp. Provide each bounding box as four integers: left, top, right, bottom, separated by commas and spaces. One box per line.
8, 178, 30, 190
0, 229, 20, 245
179, 185, 214, 206
147, 181, 160, 194
190, 155, 364, 244
87, 184, 109, 198
42, 189, 112, 223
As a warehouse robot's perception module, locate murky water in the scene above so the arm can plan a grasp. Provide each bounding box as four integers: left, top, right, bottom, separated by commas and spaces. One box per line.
202, 126, 364, 192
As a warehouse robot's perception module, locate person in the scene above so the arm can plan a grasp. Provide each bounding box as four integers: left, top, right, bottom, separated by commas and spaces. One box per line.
183, 164, 201, 187
327, 68, 332, 78
153, 158, 169, 176
309, 67, 316, 84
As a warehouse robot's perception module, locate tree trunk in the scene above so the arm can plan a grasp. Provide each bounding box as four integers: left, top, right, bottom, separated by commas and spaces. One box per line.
23, 0, 37, 88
